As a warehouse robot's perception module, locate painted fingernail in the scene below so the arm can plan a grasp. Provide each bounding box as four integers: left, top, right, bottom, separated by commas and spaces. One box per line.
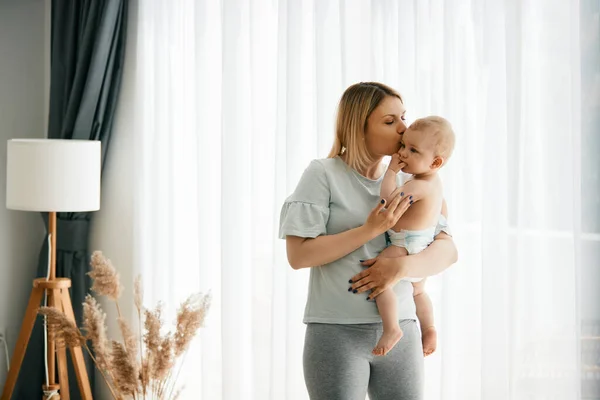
348, 279, 353, 283
400, 192, 404, 196
348, 287, 352, 292
380, 199, 385, 204
410, 200, 413, 205
359, 259, 364, 262
366, 297, 370, 301
409, 195, 413, 200
353, 289, 358, 293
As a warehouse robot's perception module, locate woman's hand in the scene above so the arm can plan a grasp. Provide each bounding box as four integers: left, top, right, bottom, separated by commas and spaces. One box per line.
349, 256, 409, 300
363, 189, 412, 236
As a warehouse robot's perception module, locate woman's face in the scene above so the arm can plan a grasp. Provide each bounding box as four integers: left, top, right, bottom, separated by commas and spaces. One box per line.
364, 96, 407, 157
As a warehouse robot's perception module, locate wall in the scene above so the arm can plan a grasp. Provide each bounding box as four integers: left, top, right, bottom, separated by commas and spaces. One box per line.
87, 1, 138, 397
0, 0, 50, 392
87, 81, 136, 399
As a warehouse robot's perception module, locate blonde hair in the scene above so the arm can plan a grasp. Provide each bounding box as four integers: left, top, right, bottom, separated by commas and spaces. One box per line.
327, 82, 403, 172
408, 116, 456, 161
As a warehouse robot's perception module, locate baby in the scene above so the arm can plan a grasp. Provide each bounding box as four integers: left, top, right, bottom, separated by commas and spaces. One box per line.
373, 115, 455, 357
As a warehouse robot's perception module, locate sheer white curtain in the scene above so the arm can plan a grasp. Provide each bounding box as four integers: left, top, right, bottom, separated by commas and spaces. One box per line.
121, 0, 582, 399
416, 1, 582, 399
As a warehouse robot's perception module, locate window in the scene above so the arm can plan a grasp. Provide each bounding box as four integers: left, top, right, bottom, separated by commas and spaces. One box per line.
581, 1, 600, 398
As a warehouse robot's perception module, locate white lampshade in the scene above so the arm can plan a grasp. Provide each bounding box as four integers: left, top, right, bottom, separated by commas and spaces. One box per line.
6, 139, 101, 212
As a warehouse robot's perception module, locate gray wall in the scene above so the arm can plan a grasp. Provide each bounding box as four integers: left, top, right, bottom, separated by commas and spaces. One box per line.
87, 4, 138, 397
0, 0, 49, 391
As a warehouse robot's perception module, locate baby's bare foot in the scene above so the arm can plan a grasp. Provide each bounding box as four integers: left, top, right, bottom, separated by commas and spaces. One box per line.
422, 326, 437, 357
372, 327, 404, 356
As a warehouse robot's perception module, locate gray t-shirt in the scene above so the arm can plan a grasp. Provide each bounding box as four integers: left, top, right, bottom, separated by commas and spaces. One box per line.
278, 156, 451, 324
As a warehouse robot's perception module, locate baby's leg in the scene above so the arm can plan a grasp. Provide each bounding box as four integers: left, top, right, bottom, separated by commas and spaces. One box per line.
372, 245, 408, 356
412, 280, 437, 356
373, 290, 403, 356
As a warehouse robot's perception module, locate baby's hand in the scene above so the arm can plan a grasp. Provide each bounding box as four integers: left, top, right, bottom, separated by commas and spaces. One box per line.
388, 153, 404, 173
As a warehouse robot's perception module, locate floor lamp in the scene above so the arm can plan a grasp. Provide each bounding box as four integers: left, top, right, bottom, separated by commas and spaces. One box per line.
2, 139, 101, 400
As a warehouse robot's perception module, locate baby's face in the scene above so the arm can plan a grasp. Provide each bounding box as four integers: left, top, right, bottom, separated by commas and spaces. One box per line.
398, 128, 437, 175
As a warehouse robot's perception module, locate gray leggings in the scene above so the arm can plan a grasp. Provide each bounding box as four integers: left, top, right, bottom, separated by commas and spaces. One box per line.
303, 319, 424, 400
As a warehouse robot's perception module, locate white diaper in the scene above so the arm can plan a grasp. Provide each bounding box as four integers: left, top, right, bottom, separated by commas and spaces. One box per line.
387, 226, 436, 283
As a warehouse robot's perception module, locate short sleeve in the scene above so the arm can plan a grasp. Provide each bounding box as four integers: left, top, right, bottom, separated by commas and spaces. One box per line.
278, 160, 330, 239
434, 214, 453, 237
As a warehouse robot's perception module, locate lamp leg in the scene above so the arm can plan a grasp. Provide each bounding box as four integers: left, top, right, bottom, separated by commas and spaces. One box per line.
0, 285, 45, 400
60, 288, 93, 400
56, 347, 70, 400
49, 289, 69, 400
46, 289, 56, 388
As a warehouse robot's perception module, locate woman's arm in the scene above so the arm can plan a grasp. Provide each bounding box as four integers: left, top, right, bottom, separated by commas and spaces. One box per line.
403, 231, 457, 277
403, 195, 457, 276
286, 190, 412, 269
286, 226, 379, 269
350, 199, 458, 298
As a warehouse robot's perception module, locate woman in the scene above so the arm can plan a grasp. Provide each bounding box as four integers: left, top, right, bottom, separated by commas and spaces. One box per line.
278, 82, 458, 400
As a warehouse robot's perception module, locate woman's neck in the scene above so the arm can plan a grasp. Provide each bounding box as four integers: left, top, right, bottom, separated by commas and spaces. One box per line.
340, 153, 384, 180
361, 160, 384, 180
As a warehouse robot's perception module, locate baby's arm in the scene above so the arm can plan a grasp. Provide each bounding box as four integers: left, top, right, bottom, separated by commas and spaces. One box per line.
381, 170, 399, 203
397, 179, 431, 203
381, 170, 398, 202
381, 153, 405, 201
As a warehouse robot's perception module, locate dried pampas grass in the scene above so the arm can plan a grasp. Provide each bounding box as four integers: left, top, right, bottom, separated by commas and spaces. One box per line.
111, 340, 138, 396
82, 295, 112, 371
39, 307, 86, 348
39, 251, 211, 400
174, 294, 210, 357
88, 251, 123, 301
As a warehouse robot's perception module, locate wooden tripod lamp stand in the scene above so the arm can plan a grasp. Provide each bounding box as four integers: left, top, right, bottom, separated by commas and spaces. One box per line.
2, 139, 101, 400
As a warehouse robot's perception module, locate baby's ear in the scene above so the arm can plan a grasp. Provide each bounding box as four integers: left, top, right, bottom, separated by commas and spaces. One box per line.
431, 156, 444, 169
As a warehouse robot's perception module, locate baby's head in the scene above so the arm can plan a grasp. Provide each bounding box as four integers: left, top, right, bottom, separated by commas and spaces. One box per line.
399, 116, 455, 176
